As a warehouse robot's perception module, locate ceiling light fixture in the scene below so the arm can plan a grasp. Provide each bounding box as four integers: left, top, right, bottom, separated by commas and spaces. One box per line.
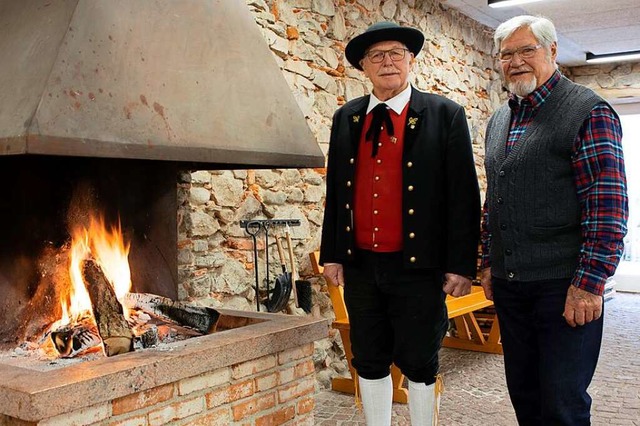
586, 50, 640, 64
488, 0, 544, 8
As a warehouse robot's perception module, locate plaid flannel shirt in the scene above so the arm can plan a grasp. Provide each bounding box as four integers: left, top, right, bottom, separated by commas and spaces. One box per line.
481, 71, 628, 295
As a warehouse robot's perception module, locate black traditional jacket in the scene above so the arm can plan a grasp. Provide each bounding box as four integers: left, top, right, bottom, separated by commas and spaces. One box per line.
319, 87, 481, 278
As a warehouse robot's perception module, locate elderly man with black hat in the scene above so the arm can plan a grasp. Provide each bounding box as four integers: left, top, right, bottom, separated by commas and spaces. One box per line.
319, 22, 481, 425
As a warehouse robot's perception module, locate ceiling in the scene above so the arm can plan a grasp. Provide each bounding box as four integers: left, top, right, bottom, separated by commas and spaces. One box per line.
442, 0, 640, 67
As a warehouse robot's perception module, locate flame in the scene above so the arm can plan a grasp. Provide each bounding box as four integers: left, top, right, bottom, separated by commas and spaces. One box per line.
59, 215, 132, 324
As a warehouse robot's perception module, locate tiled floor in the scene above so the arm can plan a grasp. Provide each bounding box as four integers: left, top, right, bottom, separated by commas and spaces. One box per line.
313, 291, 640, 425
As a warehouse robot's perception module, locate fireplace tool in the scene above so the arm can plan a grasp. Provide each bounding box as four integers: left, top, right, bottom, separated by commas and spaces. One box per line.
285, 225, 312, 313
241, 219, 299, 312
262, 223, 292, 312
270, 235, 292, 312
244, 220, 263, 311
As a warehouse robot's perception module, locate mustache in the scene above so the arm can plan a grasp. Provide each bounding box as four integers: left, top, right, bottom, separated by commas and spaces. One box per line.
378, 66, 400, 75
508, 67, 533, 75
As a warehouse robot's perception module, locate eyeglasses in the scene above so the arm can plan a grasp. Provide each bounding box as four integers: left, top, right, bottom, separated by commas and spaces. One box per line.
364, 48, 410, 64
498, 44, 543, 62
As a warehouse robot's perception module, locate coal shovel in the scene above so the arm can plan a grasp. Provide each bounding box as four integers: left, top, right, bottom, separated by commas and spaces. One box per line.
266, 234, 292, 312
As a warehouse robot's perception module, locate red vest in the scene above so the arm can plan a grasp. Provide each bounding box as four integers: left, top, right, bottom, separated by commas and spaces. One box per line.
354, 104, 408, 252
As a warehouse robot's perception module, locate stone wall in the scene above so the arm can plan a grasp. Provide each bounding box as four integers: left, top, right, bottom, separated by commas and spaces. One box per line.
568, 61, 640, 92
566, 61, 640, 112
177, 0, 504, 388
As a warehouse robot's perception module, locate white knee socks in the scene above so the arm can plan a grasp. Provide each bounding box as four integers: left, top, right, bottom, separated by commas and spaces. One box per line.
408, 376, 443, 425
358, 375, 393, 426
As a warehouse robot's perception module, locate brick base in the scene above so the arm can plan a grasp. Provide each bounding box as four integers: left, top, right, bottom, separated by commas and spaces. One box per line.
1, 343, 317, 426
0, 310, 327, 426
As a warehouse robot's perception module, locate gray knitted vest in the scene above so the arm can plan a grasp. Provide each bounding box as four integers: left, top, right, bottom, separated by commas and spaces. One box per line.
485, 76, 607, 282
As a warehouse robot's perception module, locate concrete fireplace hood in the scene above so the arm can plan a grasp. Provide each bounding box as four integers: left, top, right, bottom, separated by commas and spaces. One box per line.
0, 0, 324, 168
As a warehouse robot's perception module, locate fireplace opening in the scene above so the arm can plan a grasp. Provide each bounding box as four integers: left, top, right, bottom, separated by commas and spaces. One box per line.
0, 156, 273, 364
0, 155, 181, 350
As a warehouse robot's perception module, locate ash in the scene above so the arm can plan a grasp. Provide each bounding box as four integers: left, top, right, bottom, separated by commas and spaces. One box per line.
0, 331, 181, 372
0, 342, 102, 372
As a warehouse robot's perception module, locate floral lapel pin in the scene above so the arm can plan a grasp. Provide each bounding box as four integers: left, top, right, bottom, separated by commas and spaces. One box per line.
352, 115, 360, 123
408, 117, 418, 129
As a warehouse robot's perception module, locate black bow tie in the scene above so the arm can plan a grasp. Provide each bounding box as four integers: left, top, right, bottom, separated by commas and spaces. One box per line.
365, 103, 395, 157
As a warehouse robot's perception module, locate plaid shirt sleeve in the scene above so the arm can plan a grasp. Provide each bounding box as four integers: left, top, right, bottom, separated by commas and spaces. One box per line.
571, 103, 628, 295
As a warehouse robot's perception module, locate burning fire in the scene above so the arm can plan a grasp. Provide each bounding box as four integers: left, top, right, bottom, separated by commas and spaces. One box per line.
58, 215, 132, 326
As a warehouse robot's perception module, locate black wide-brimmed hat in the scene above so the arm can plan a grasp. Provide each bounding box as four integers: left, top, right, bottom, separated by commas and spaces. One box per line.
345, 21, 424, 71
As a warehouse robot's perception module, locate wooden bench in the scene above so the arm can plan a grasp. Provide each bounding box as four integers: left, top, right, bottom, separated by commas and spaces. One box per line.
309, 251, 501, 404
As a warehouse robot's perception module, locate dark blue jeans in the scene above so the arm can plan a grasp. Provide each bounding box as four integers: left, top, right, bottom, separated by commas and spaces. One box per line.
343, 250, 447, 384
493, 277, 604, 426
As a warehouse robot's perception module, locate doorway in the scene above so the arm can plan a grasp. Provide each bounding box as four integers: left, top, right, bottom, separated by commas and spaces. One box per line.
614, 105, 640, 292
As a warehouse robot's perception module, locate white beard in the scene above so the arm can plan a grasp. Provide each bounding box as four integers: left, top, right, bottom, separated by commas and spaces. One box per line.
506, 77, 538, 97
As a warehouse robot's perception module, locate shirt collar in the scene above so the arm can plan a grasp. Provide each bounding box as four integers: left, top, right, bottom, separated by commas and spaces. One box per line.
366, 84, 412, 115
508, 70, 561, 110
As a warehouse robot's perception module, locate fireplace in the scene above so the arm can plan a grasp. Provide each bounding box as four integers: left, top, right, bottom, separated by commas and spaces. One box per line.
0, 1, 326, 424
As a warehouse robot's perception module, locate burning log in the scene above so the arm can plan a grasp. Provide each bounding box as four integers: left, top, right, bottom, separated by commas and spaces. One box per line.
131, 323, 159, 349
82, 259, 133, 356
50, 315, 101, 358
122, 293, 220, 334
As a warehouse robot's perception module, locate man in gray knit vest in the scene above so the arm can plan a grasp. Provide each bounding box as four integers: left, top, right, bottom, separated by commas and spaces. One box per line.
480, 15, 628, 426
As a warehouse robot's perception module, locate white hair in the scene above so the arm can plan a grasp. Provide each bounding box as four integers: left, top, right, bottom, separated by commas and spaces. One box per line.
494, 15, 557, 50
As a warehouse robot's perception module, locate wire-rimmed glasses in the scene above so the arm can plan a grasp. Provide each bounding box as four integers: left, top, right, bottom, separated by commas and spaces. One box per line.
365, 48, 410, 64
498, 44, 543, 62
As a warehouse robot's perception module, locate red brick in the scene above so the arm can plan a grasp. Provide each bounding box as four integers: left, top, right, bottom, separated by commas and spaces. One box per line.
296, 396, 315, 415
255, 405, 296, 426
228, 380, 255, 402
112, 383, 175, 415
231, 392, 276, 421
277, 377, 315, 403
255, 372, 278, 392
178, 368, 230, 396
294, 359, 315, 379
106, 415, 146, 426
147, 396, 204, 425
184, 407, 231, 426
277, 365, 295, 385
232, 355, 277, 379
205, 387, 230, 409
